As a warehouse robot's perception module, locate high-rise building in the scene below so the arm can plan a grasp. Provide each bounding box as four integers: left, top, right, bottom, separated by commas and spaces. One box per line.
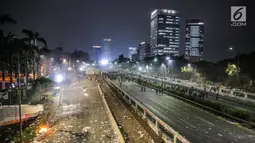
185, 20, 204, 62
93, 46, 102, 63
128, 47, 137, 59
137, 42, 151, 61
102, 38, 111, 61
150, 9, 180, 56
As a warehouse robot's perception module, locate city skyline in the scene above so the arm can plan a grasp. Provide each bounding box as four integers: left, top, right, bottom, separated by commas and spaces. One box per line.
0, 0, 253, 62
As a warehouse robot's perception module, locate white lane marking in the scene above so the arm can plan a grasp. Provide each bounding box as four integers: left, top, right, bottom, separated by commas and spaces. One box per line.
195, 116, 215, 127
178, 118, 196, 128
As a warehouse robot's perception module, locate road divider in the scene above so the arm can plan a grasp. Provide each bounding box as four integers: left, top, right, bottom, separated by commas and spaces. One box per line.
97, 85, 125, 143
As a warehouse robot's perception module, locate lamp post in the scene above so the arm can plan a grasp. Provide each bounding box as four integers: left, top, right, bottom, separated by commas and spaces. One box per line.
16, 54, 34, 142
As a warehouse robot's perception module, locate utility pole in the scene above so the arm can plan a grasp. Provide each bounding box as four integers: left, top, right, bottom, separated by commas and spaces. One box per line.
18, 54, 23, 142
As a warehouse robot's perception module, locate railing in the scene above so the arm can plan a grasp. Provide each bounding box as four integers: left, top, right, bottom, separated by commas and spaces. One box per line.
0, 104, 43, 126
139, 74, 255, 101
105, 77, 189, 143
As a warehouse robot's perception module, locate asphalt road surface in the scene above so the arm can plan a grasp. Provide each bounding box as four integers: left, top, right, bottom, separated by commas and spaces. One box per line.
39, 79, 118, 143
112, 80, 255, 143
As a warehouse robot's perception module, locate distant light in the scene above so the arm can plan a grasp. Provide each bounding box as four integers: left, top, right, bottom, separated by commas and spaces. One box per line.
188, 63, 191, 67
104, 39, 111, 42
229, 47, 233, 51
92, 63, 95, 66
53, 86, 61, 90
139, 67, 142, 71
166, 57, 170, 60
168, 60, 173, 64
63, 59, 67, 63
154, 58, 158, 62
93, 46, 101, 48
198, 22, 204, 25
101, 59, 109, 65
79, 67, 84, 71
68, 67, 72, 71
151, 9, 157, 17
77, 60, 79, 63
55, 74, 63, 83
141, 42, 145, 45
84, 93, 89, 96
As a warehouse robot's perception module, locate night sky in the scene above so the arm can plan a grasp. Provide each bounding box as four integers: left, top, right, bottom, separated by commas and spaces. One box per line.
0, 0, 254, 62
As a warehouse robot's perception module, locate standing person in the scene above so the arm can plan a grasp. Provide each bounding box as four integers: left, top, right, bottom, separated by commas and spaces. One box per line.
216, 92, 219, 100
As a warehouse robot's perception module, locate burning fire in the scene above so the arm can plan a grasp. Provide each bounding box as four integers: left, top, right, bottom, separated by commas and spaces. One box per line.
38, 125, 49, 134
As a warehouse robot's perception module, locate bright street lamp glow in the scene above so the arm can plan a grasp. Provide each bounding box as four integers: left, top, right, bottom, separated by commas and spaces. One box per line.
166, 57, 170, 60
77, 60, 79, 63
154, 58, 158, 62
229, 47, 233, 51
139, 67, 142, 71
101, 59, 109, 65
188, 63, 191, 67
63, 59, 67, 63
79, 67, 84, 71
55, 74, 63, 83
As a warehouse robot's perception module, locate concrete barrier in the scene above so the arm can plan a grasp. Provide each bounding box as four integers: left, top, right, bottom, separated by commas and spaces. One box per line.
0, 104, 43, 126
105, 78, 190, 143
97, 85, 125, 143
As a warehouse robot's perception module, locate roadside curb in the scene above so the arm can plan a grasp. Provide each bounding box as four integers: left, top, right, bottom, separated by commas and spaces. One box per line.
97, 85, 126, 143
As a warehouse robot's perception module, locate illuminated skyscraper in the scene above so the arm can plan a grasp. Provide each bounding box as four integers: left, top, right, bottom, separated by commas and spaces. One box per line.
128, 47, 137, 59
93, 46, 102, 63
102, 38, 111, 61
150, 9, 180, 56
185, 19, 204, 62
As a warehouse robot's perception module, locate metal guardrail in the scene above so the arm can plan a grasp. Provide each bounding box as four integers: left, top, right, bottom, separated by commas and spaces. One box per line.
105, 77, 189, 143
137, 74, 255, 101
0, 104, 43, 126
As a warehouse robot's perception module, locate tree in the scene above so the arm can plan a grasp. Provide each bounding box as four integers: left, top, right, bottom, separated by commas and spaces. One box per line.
21, 29, 47, 80
72, 49, 89, 62
0, 14, 16, 84
0, 14, 17, 25
225, 64, 240, 76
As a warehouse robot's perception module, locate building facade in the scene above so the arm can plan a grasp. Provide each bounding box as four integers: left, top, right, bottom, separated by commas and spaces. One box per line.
93, 46, 102, 63
128, 47, 137, 60
102, 38, 111, 61
150, 9, 180, 56
185, 20, 204, 62
137, 42, 151, 61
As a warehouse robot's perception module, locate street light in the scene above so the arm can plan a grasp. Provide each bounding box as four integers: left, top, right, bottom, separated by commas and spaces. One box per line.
55, 74, 64, 83
166, 57, 170, 60
77, 60, 79, 63
154, 58, 158, 62
63, 59, 67, 63
188, 63, 191, 67
16, 55, 34, 142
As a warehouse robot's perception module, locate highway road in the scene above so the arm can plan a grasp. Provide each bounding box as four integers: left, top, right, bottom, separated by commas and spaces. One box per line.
132, 75, 255, 114
112, 79, 255, 143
